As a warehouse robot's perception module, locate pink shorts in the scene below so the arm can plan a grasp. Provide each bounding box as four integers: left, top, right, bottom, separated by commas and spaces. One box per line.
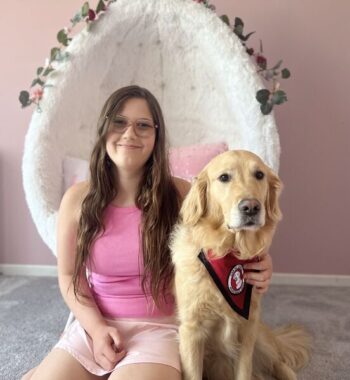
54, 316, 181, 376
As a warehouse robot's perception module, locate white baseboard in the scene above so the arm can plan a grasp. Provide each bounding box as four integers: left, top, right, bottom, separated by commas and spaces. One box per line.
0, 265, 349, 286
272, 272, 350, 287
0, 264, 57, 277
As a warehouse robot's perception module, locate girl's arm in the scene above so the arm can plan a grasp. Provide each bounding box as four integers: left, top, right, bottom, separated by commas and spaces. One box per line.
57, 183, 125, 370
57, 182, 104, 334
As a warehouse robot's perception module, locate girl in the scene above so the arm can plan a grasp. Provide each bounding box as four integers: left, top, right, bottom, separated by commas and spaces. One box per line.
22, 85, 273, 380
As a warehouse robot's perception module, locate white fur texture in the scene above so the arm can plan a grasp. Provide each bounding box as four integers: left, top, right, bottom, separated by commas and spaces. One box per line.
22, 0, 280, 255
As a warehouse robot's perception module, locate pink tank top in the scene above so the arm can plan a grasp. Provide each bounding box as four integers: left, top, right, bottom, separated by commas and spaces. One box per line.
88, 204, 175, 318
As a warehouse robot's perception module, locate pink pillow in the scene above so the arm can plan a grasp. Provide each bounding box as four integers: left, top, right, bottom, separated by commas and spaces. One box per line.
169, 142, 228, 181
62, 156, 89, 192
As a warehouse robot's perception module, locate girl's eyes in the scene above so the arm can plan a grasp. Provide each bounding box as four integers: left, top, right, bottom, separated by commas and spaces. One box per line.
136, 122, 152, 129
112, 119, 152, 129
113, 118, 127, 126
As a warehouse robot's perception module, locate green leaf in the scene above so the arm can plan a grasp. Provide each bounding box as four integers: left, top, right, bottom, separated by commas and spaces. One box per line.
239, 31, 255, 42
256, 89, 270, 104
261, 101, 273, 115
220, 15, 230, 26
234, 25, 243, 37
19, 90, 31, 107
81, 2, 90, 17
281, 68, 291, 79
272, 90, 288, 105
96, 0, 105, 13
31, 78, 45, 87
55, 51, 70, 62
71, 11, 82, 26
234, 17, 244, 28
37, 67, 44, 76
43, 67, 55, 76
233, 17, 244, 36
272, 60, 283, 70
57, 29, 69, 46
50, 47, 60, 61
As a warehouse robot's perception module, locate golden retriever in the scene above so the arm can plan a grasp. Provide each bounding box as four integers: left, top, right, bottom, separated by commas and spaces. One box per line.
171, 150, 311, 380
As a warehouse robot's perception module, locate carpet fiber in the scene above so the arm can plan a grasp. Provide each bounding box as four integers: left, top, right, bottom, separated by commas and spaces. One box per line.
0, 275, 349, 380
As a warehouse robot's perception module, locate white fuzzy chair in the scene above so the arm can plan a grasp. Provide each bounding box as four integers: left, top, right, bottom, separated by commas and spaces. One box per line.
22, 0, 280, 258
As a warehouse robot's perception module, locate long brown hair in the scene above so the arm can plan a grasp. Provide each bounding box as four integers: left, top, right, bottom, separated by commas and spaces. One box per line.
73, 85, 180, 308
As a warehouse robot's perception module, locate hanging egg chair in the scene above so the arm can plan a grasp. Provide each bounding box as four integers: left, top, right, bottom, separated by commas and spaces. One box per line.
22, 0, 280, 256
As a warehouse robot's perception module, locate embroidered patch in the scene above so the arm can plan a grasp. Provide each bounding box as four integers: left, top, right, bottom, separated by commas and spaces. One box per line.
228, 264, 245, 294
198, 249, 258, 320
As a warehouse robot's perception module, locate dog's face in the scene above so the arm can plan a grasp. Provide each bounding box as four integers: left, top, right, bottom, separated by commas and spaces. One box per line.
181, 150, 282, 233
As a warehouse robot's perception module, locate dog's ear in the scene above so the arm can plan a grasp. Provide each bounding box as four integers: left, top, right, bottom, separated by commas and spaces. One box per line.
180, 173, 208, 225
266, 170, 283, 223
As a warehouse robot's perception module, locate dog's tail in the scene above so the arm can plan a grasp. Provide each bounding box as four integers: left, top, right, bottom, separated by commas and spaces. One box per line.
254, 323, 312, 378
273, 324, 312, 370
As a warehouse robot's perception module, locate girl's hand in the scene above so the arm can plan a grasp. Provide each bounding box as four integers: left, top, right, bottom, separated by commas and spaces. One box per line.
91, 324, 126, 371
243, 252, 273, 294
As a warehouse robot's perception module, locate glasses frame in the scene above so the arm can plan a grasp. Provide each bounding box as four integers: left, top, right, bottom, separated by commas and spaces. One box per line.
105, 114, 158, 137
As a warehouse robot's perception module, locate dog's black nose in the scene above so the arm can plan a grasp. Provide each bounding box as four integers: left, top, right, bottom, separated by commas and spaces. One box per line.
238, 199, 261, 216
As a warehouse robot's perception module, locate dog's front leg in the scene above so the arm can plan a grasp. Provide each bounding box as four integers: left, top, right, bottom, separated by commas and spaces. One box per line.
179, 323, 205, 380
235, 292, 261, 380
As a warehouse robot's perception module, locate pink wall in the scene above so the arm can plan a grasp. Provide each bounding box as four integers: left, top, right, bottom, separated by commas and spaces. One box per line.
0, 0, 83, 266
1, 1, 349, 274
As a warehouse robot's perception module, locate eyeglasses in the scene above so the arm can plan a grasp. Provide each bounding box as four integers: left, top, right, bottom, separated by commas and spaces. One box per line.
107, 115, 158, 138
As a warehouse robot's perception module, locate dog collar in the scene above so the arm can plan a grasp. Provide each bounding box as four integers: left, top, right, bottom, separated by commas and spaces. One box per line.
198, 249, 259, 320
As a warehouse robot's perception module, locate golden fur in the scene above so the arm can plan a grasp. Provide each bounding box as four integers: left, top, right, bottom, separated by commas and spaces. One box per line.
171, 150, 311, 380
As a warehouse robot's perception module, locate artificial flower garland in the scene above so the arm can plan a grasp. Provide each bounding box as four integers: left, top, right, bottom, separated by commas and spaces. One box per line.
19, 0, 290, 115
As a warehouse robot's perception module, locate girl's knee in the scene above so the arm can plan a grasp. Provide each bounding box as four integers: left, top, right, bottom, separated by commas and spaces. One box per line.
21, 367, 37, 380
109, 363, 181, 380
29, 348, 96, 380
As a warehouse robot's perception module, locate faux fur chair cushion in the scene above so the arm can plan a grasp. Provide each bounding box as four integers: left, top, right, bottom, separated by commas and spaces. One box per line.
22, 0, 280, 255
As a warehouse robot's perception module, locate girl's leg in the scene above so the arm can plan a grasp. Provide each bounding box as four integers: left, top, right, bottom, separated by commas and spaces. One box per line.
108, 363, 181, 380
20, 367, 37, 380
29, 348, 109, 380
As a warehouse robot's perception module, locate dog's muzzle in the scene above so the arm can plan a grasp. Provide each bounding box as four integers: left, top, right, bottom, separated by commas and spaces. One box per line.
228, 199, 264, 230
239, 199, 261, 226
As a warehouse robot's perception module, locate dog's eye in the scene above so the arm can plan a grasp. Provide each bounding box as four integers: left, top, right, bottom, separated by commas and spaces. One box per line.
218, 173, 231, 182
255, 171, 265, 180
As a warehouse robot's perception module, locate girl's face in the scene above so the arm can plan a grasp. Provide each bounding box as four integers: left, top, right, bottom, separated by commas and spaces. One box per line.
105, 98, 156, 173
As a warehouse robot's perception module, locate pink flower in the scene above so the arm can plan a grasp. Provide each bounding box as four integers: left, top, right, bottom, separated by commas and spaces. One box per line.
64, 26, 72, 34
88, 9, 96, 21
30, 88, 44, 102
256, 54, 267, 69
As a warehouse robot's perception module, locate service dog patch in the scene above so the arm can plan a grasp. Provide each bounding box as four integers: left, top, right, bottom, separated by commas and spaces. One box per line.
198, 249, 259, 320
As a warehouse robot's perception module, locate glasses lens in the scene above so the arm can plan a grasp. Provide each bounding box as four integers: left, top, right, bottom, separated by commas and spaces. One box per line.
111, 117, 155, 137
135, 121, 154, 137
112, 117, 128, 133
